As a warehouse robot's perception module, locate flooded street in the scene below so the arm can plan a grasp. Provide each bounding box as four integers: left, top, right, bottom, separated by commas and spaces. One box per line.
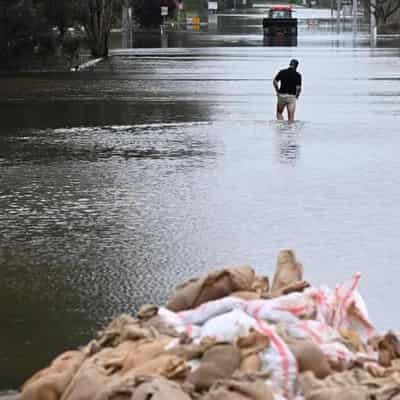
1, 9, 400, 389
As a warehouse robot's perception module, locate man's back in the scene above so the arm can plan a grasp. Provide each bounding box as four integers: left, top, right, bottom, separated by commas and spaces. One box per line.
275, 68, 302, 95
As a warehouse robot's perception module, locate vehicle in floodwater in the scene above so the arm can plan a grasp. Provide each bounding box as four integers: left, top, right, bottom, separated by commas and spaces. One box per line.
263, 6, 298, 39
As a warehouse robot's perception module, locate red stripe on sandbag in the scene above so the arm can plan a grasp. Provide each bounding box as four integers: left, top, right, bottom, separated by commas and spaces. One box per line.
256, 318, 292, 399
297, 321, 323, 344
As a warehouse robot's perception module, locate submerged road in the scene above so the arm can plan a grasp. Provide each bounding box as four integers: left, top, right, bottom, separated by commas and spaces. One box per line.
1, 12, 400, 389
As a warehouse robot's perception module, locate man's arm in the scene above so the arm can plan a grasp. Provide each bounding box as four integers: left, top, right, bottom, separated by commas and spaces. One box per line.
273, 79, 280, 94
273, 71, 281, 94
296, 73, 302, 99
296, 85, 301, 99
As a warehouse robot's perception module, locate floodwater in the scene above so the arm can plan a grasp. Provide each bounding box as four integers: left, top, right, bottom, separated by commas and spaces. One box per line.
1, 8, 400, 390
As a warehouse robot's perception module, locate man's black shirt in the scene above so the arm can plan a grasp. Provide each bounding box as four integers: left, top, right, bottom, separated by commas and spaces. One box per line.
275, 68, 302, 95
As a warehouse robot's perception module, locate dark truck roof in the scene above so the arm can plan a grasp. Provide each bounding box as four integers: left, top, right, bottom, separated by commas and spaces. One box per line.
268, 6, 294, 18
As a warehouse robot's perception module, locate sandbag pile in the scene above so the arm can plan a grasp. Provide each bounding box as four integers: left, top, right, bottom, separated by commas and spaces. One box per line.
20, 250, 400, 400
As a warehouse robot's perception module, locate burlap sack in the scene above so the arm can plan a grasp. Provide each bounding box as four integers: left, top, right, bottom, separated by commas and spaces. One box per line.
91, 354, 189, 400
283, 336, 332, 379
203, 388, 250, 400
306, 387, 368, 400
125, 354, 189, 379
271, 250, 303, 294
203, 377, 274, 400
132, 377, 192, 400
231, 291, 262, 301
251, 276, 270, 296
277, 324, 332, 379
141, 316, 179, 337
299, 372, 368, 400
87, 315, 159, 354
20, 351, 85, 400
371, 331, 400, 367
167, 337, 216, 361
62, 339, 175, 400
95, 376, 191, 400
167, 266, 255, 312
121, 337, 173, 372
237, 330, 270, 373
339, 329, 366, 353
186, 343, 241, 390
61, 345, 134, 400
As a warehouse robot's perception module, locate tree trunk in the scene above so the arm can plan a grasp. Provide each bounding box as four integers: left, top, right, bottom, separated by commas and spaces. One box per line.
83, 0, 115, 57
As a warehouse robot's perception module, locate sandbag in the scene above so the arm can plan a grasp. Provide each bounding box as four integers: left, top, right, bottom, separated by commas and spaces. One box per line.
231, 291, 262, 301
166, 337, 216, 361
61, 344, 135, 400
186, 343, 241, 390
339, 329, 366, 353
244, 291, 315, 321
91, 315, 144, 350
286, 320, 340, 345
121, 337, 173, 372
230, 290, 261, 300
282, 335, 332, 379
123, 354, 189, 380
200, 309, 257, 342
61, 339, 178, 400
256, 320, 298, 399
329, 274, 376, 342
271, 250, 303, 294
177, 297, 245, 326
131, 377, 192, 400
299, 371, 368, 400
20, 351, 85, 400
167, 266, 255, 312
251, 276, 270, 296
370, 331, 400, 367
95, 376, 191, 400
155, 309, 200, 339
237, 329, 270, 373
320, 342, 355, 371
203, 378, 274, 400
305, 386, 368, 400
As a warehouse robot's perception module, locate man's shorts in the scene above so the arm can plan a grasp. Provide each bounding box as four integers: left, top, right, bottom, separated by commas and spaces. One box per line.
277, 94, 297, 106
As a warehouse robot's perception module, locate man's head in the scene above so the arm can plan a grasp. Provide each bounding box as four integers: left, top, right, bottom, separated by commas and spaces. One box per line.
289, 59, 299, 69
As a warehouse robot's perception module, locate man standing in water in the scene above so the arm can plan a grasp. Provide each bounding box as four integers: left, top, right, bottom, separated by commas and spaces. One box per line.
273, 59, 302, 122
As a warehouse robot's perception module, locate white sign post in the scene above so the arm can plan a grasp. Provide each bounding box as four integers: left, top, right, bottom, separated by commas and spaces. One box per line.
160, 6, 168, 33
208, 1, 218, 11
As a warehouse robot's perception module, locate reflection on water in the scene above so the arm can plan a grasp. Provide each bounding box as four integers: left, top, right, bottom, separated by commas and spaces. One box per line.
273, 121, 302, 165
263, 35, 298, 47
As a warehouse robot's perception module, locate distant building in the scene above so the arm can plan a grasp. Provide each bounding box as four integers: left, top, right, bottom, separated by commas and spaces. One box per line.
218, 0, 254, 9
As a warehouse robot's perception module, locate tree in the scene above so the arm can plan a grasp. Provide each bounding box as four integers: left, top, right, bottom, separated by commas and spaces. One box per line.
131, 0, 178, 28
0, 0, 36, 64
40, 0, 75, 38
363, 0, 400, 28
75, 0, 122, 57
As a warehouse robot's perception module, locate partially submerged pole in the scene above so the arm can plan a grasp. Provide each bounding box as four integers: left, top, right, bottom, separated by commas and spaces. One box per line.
122, 0, 129, 48
336, 0, 341, 32
370, 0, 377, 44
352, 0, 357, 35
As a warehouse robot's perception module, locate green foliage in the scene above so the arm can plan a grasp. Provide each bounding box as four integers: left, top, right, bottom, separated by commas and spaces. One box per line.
131, 0, 179, 28
0, 0, 122, 64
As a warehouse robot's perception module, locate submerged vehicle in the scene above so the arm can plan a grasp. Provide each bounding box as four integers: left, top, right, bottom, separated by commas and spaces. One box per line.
263, 6, 298, 38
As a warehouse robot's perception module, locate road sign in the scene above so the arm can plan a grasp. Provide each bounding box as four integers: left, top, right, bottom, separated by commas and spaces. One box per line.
208, 1, 218, 10
161, 6, 168, 16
